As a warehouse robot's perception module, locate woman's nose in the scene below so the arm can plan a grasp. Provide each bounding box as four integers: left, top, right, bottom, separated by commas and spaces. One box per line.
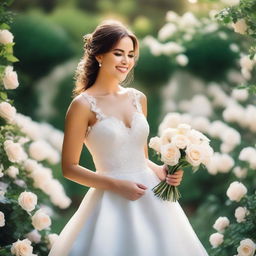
121, 55, 128, 64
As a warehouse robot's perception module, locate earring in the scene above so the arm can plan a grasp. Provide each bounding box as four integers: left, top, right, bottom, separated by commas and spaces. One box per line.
99, 62, 102, 67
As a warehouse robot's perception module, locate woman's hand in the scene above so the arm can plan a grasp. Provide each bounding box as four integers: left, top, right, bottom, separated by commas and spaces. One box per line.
112, 180, 148, 201
157, 164, 184, 186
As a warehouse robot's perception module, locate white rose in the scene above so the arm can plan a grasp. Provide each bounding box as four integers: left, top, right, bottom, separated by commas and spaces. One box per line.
25, 229, 41, 243
28, 140, 51, 161
47, 233, 59, 249
185, 144, 204, 166
3, 66, 19, 90
29, 167, 53, 191
172, 134, 190, 149
11, 238, 35, 256
226, 181, 247, 202
235, 206, 249, 223
237, 238, 256, 256
160, 143, 181, 166
32, 209, 51, 231
213, 216, 230, 232
0, 102, 16, 122
239, 147, 256, 162
158, 23, 177, 41
4, 140, 27, 163
176, 54, 189, 66
18, 191, 37, 212
233, 167, 247, 179
0, 211, 5, 227
232, 19, 248, 35
23, 159, 39, 173
149, 136, 161, 152
217, 154, 235, 173
231, 88, 249, 102
6, 166, 19, 179
209, 233, 224, 248
0, 29, 14, 44
187, 129, 210, 145
177, 123, 191, 135
160, 128, 178, 145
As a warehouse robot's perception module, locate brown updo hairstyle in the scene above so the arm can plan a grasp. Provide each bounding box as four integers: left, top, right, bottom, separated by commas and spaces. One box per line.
73, 19, 139, 97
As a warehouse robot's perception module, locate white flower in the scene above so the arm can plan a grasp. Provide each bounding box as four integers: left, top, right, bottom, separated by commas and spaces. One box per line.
172, 134, 190, 149
0, 29, 14, 44
158, 23, 177, 41
226, 181, 247, 202
11, 238, 35, 256
149, 136, 161, 152
185, 144, 204, 166
3, 66, 19, 90
28, 140, 51, 161
161, 42, 185, 55
32, 209, 51, 231
160, 128, 177, 144
0, 102, 16, 123
232, 19, 248, 35
0, 211, 5, 227
176, 54, 189, 66
4, 140, 27, 163
237, 238, 256, 256
177, 123, 191, 135
6, 166, 19, 179
166, 11, 179, 22
18, 191, 38, 212
191, 116, 210, 133
235, 206, 249, 223
217, 154, 235, 173
25, 229, 41, 243
239, 147, 256, 162
209, 233, 224, 248
231, 88, 249, 102
160, 143, 181, 166
213, 216, 230, 232
23, 159, 39, 173
46, 233, 59, 249
233, 167, 247, 179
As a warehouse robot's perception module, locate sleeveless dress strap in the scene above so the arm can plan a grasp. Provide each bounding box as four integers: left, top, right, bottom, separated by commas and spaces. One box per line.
129, 88, 143, 113
81, 92, 106, 121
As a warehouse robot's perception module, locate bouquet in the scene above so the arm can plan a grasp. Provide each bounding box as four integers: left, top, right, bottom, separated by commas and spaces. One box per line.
149, 123, 214, 202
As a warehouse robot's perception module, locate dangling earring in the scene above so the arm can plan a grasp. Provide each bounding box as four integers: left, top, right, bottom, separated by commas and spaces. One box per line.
99, 62, 102, 67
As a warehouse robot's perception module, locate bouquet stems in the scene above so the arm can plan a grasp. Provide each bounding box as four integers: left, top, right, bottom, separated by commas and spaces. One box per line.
152, 162, 186, 202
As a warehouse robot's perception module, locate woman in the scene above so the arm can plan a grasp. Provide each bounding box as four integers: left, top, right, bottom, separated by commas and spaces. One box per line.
48, 19, 209, 256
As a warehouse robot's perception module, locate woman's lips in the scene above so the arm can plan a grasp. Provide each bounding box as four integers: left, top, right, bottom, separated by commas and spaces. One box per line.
116, 66, 128, 73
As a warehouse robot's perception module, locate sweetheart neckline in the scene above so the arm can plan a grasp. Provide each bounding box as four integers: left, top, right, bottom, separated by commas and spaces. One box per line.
85, 111, 145, 138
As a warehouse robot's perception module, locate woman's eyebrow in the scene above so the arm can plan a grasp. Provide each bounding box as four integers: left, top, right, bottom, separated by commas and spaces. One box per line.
112, 48, 135, 53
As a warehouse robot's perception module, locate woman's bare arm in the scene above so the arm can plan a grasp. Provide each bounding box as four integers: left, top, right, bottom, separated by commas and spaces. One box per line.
61, 95, 119, 191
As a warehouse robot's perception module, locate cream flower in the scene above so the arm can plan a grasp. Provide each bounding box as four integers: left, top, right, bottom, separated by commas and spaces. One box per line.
46, 233, 59, 249
11, 238, 35, 256
4, 140, 27, 163
160, 143, 181, 166
0, 211, 5, 227
0, 102, 16, 123
18, 191, 38, 212
232, 19, 248, 35
3, 66, 19, 89
209, 233, 224, 248
32, 209, 51, 231
237, 238, 256, 256
6, 166, 19, 179
28, 140, 51, 161
0, 29, 14, 44
235, 206, 249, 223
213, 216, 230, 232
25, 229, 42, 243
172, 134, 190, 149
149, 136, 161, 152
160, 128, 177, 145
226, 181, 247, 202
185, 144, 204, 166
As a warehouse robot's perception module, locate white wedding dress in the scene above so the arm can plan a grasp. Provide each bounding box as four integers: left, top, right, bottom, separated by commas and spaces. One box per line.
48, 87, 209, 256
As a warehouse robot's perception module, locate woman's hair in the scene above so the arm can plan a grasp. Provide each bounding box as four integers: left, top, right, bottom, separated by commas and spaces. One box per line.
73, 19, 139, 97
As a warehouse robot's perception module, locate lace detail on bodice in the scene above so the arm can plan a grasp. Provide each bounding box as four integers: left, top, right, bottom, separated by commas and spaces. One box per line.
130, 88, 143, 113
80, 93, 106, 121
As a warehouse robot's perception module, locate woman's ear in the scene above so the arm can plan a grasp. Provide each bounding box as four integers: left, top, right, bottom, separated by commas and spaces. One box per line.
95, 55, 103, 63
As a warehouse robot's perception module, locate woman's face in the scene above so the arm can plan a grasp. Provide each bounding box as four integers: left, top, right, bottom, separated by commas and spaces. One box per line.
96, 36, 136, 82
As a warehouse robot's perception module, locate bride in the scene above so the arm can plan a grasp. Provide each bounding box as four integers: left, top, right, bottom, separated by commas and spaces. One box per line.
48, 19, 209, 256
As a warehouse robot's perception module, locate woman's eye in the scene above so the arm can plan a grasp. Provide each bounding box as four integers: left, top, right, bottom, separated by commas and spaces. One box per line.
128, 55, 134, 58
114, 52, 122, 56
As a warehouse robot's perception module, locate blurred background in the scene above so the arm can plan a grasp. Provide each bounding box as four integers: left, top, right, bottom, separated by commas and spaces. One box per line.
5, 0, 256, 254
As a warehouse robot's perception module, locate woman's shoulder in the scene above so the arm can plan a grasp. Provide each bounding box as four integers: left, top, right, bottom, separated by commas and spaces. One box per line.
127, 86, 147, 102
67, 93, 92, 115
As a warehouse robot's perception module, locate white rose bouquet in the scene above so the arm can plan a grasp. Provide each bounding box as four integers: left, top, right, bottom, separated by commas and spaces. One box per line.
149, 123, 214, 201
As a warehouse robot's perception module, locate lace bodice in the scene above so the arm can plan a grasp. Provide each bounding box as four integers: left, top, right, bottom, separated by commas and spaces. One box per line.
80, 87, 150, 175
